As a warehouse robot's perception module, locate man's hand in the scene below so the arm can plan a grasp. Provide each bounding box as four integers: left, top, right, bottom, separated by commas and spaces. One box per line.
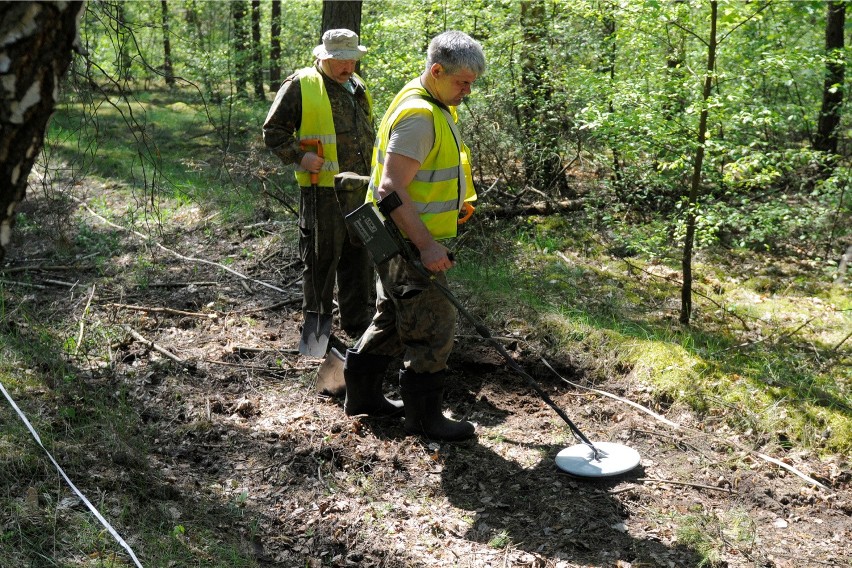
300, 151, 324, 174
419, 241, 455, 273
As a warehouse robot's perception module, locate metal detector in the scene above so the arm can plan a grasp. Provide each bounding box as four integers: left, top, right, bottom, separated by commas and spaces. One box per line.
345, 198, 641, 478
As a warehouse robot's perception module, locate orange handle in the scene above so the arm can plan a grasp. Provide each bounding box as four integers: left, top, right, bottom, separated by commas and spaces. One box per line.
458, 202, 475, 224
299, 139, 324, 185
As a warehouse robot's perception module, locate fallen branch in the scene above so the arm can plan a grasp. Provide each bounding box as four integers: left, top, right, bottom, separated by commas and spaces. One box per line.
832, 329, 851, 351
146, 281, 219, 288
0, 264, 95, 274
108, 303, 217, 319
203, 359, 307, 372
75, 285, 96, 356
234, 297, 301, 314
43, 279, 78, 288
256, 173, 299, 217
477, 198, 582, 218
123, 325, 184, 364
636, 477, 735, 494
0, 279, 48, 289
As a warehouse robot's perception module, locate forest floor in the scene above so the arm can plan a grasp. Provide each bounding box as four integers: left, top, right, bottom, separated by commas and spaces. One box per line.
2, 180, 850, 568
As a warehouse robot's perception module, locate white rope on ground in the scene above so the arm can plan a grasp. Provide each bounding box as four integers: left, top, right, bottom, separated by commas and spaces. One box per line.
0, 380, 144, 567
539, 357, 829, 490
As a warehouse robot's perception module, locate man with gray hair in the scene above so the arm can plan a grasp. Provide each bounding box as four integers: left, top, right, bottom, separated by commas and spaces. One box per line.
342, 31, 485, 441
263, 29, 376, 351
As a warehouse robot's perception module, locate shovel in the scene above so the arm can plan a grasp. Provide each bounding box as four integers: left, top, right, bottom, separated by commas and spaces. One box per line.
298, 139, 332, 357
315, 346, 346, 397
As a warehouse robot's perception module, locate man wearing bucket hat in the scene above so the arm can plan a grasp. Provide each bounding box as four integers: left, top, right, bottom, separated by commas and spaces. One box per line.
263, 29, 376, 350
342, 31, 484, 440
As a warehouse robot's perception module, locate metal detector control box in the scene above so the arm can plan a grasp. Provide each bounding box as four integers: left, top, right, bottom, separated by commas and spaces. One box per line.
345, 202, 400, 265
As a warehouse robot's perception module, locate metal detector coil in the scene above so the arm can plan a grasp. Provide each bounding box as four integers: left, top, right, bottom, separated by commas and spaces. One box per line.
346, 193, 642, 479
555, 442, 641, 478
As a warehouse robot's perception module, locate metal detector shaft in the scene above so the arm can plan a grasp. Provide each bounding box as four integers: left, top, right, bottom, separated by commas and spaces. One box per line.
384, 218, 601, 459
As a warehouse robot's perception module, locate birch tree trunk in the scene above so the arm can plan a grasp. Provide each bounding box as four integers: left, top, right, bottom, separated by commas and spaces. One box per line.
0, 1, 84, 263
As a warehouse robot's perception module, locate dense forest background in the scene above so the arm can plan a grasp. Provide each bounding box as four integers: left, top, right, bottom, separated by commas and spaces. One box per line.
50, 0, 851, 270
1, 1, 850, 567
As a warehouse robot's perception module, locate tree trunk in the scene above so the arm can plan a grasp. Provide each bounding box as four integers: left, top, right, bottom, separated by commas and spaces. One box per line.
602, 8, 621, 184
519, 1, 569, 197
161, 0, 175, 87
251, 0, 264, 98
231, 0, 249, 97
814, 1, 845, 155
321, 1, 363, 73
115, 2, 132, 83
269, 0, 281, 90
680, 1, 718, 325
321, 0, 362, 37
0, 2, 84, 263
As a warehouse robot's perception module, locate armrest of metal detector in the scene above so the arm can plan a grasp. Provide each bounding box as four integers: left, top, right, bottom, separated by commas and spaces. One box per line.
376, 191, 402, 216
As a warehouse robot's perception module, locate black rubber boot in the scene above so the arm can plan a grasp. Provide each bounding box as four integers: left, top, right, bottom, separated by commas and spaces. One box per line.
399, 370, 475, 441
343, 349, 403, 417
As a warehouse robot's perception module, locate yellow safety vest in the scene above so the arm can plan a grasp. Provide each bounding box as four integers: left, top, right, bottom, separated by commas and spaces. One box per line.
295, 67, 370, 188
368, 78, 476, 240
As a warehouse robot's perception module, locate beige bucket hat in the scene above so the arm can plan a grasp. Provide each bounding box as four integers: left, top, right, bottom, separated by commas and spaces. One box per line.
313, 29, 367, 61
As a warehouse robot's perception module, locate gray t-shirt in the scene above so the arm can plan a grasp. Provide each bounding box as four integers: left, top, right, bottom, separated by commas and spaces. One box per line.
386, 113, 435, 164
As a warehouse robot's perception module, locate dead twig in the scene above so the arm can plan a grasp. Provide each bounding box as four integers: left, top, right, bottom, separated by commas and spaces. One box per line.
0, 279, 48, 289
233, 297, 300, 314
202, 359, 307, 372
637, 477, 735, 494
257, 174, 299, 217
146, 281, 219, 288
108, 303, 217, 319
123, 325, 184, 364
43, 279, 78, 288
0, 264, 95, 274
72, 195, 289, 295
75, 285, 96, 356
832, 329, 852, 351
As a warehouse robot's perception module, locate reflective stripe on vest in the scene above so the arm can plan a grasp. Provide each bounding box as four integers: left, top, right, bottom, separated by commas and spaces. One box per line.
367, 78, 476, 240
295, 67, 339, 187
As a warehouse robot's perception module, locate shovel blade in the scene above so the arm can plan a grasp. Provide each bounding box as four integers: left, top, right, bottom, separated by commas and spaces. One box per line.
316, 347, 346, 398
299, 312, 333, 357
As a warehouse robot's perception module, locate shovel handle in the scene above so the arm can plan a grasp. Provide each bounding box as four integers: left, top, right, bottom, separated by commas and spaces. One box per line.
458, 202, 475, 224
299, 139, 324, 186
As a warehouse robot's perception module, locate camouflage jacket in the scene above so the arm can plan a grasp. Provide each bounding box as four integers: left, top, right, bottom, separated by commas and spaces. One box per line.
263, 65, 375, 177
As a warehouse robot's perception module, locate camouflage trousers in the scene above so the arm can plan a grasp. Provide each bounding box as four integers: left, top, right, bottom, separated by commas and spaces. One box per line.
353, 251, 457, 374
299, 185, 374, 337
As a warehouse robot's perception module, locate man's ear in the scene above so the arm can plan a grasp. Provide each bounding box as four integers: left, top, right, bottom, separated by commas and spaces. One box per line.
430, 63, 443, 78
